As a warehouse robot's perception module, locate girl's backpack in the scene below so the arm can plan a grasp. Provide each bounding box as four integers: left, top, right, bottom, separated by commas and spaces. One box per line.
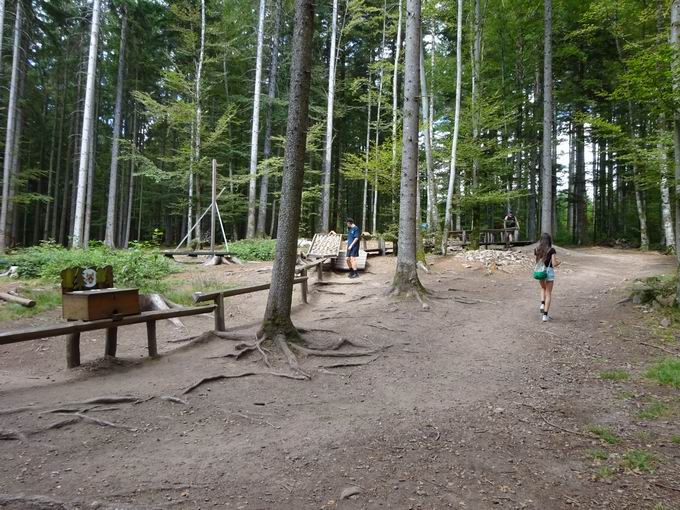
533, 260, 548, 280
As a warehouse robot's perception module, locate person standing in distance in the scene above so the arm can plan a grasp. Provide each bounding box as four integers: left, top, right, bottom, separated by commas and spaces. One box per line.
346, 218, 360, 279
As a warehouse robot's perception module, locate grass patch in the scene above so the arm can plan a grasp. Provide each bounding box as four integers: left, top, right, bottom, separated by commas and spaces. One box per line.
599, 369, 630, 382
0, 286, 61, 322
588, 425, 621, 445
586, 449, 609, 461
637, 400, 672, 420
228, 239, 277, 261
594, 465, 616, 480
620, 449, 654, 472
164, 278, 234, 306
646, 358, 680, 389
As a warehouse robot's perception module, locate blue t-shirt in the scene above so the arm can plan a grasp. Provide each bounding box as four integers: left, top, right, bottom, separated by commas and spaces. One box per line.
347, 225, 360, 248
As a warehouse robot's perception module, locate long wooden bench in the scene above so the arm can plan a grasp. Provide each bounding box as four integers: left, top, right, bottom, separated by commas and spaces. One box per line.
193, 276, 308, 332
0, 305, 215, 368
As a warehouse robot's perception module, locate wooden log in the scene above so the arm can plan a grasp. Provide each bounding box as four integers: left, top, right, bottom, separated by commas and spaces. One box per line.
66, 332, 80, 368
105, 327, 118, 357
146, 321, 158, 357
140, 293, 184, 327
214, 294, 226, 332
0, 291, 36, 308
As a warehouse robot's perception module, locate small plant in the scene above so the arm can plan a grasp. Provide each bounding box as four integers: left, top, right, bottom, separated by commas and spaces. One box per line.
588, 425, 621, 445
594, 465, 616, 480
599, 369, 629, 382
646, 358, 680, 389
586, 449, 609, 461
637, 400, 672, 420
671, 435, 680, 445
620, 449, 654, 472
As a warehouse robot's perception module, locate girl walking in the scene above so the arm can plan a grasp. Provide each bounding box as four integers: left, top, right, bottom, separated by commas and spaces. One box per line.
535, 233, 560, 322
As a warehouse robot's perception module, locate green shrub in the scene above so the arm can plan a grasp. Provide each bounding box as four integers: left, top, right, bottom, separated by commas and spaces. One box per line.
228, 239, 277, 261
646, 358, 680, 389
588, 425, 621, 445
7, 241, 175, 291
621, 449, 654, 472
599, 369, 630, 382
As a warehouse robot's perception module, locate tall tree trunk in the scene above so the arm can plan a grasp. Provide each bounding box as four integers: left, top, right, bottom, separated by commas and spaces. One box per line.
372, 2, 387, 234
419, 35, 438, 232
390, 0, 426, 298
362, 69, 372, 232
257, 0, 282, 236
0, 1, 22, 251
83, 117, 96, 246
72, 0, 101, 248
470, 0, 482, 243
659, 116, 675, 249
574, 120, 586, 245
105, 8, 127, 247
442, 0, 463, 253
540, 0, 553, 235
320, 0, 339, 233
672, 0, 680, 260
246, 0, 267, 239
391, 0, 403, 223
260, 0, 315, 337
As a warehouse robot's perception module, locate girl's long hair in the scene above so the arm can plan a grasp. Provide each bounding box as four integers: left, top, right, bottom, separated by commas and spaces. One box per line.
535, 233, 553, 262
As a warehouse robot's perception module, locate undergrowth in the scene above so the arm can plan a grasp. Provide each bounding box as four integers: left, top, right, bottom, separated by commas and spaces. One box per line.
646, 358, 680, 389
228, 239, 277, 261
3, 241, 176, 292
0, 285, 62, 322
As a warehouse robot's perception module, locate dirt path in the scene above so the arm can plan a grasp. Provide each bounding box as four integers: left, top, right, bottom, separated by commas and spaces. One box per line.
1, 248, 678, 509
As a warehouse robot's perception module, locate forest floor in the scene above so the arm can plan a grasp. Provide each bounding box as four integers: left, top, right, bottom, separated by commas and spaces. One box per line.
1, 247, 679, 510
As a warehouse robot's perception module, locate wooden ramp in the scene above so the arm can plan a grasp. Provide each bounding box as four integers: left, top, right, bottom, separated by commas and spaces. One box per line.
335, 250, 368, 271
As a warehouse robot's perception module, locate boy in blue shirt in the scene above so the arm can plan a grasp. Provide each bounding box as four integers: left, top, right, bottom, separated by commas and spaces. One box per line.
346, 218, 360, 278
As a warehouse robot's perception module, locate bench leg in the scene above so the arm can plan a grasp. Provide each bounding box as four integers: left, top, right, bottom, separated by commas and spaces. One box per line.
105, 327, 118, 357
67, 332, 81, 368
214, 294, 226, 332
146, 321, 158, 358
316, 262, 324, 282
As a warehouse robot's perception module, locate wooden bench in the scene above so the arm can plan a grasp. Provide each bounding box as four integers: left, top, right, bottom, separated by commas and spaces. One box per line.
295, 258, 328, 282
193, 276, 308, 332
0, 305, 216, 368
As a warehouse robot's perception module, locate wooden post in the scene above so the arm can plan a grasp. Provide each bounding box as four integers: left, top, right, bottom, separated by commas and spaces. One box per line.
316, 261, 324, 282
66, 332, 81, 368
301, 269, 308, 303
210, 158, 217, 253
379, 236, 386, 256
214, 294, 226, 331
105, 327, 118, 357
146, 321, 158, 357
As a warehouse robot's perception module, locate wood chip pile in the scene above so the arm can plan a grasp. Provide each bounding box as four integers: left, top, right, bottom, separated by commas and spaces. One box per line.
455, 249, 532, 273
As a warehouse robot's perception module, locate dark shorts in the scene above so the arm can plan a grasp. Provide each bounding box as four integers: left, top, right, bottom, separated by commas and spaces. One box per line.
347, 245, 359, 257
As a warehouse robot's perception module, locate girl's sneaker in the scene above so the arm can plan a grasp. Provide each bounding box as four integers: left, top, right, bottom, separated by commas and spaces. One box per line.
542, 314, 552, 322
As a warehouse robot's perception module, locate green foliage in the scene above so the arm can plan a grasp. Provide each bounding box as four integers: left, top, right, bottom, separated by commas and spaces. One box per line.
588, 425, 621, 444
620, 449, 655, 472
637, 400, 672, 420
599, 369, 630, 381
7, 241, 176, 292
646, 358, 680, 389
164, 277, 234, 306
228, 239, 277, 261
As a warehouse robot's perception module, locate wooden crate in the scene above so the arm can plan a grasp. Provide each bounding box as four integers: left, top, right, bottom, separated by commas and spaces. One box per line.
62, 288, 140, 321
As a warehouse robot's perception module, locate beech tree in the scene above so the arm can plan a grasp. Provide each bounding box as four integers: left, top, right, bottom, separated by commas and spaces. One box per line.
540, 0, 552, 236
72, 0, 102, 248
246, 0, 267, 239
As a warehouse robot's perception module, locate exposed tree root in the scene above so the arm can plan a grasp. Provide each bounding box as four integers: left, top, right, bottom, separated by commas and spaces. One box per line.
0, 493, 73, 509
289, 344, 383, 358
0, 429, 25, 441
0, 405, 36, 416
367, 323, 406, 333
275, 335, 311, 379
514, 401, 591, 438
318, 356, 380, 369
160, 396, 188, 405
639, 342, 680, 357
71, 413, 137, 432
183, 370, 308, 394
